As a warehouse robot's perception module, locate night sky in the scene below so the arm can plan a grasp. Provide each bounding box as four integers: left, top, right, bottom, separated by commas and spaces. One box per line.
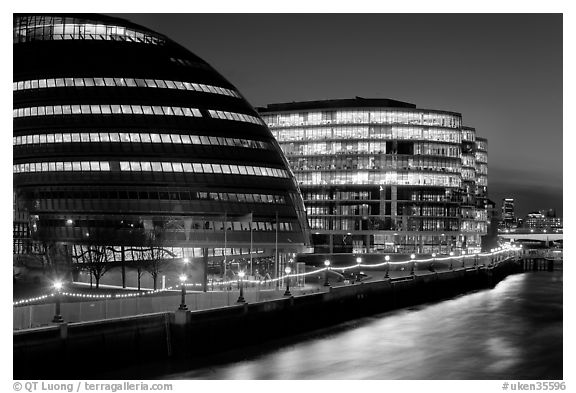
113, 13, 563, 218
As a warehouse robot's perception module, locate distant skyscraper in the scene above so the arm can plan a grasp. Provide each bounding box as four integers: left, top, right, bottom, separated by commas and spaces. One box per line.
501, 198, 516, 228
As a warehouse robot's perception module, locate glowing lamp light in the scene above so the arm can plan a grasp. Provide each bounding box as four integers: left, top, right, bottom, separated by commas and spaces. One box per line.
66, 219, 73, 225
356, 257, 362, 264
432, 253, 437, 258
449, 252, 454, 256
238, 271, 245, 278
183, 257, 190, 264
385, 255, 390, 261
324, 260, 331, 267
410, 254, 416, 259
285, 266, 292, 274
53, 281, 63, 291
179, 274, 187, 283
462, 250, 467, 254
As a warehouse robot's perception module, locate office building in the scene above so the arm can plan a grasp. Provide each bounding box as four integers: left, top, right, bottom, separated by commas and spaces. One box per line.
13, 14, 310, 281
258, 98, 488, 254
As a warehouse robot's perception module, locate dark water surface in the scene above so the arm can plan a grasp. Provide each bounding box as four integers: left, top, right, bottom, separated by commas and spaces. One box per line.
112, 270, 562, 380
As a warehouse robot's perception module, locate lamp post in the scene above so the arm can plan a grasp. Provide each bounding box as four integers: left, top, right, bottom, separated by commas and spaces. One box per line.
449, 251, 454, 270
237, 271, 246, 303
178, 274, 188, 311
323, 259, 331, 287
284, 266, 292, 296
430, 253, 436, 272
356, 257, 362, 282
461, 250, 466, 268
410, 254, 416, 276
385, 255, 390, 278
52, 281, 64, 323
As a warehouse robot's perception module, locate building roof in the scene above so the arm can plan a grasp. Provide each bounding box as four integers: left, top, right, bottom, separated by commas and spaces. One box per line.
257, 97, 417, 112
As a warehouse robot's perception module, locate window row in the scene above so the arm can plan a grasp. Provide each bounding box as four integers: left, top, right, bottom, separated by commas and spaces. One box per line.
14, 132, 271, 150
43, 219, 296, 233
13, 104, 201, 118
295, 171, 462, 187
117, 161, 289, 178
477, 175, 488, 187
289, 155, 462, 173
31, 189, 286, 204
273, 125, 462, 143
461, 128, 476, 142
14, 161, 111, 173
70, 245, 269, 261
461, 168, 476, 181
262, 110, 462, 129
208, 110, 266, 126
307, 216, 461, 232
475, 151, 488, 163
280, 141, 461, 158
461, 154, 476, 168
14, 77, 240, 98
14, 161, 290, 179
303, 190, 462, 203
476, 139, 488, 151
14, 16, 165, 45
476, 163, 488, 175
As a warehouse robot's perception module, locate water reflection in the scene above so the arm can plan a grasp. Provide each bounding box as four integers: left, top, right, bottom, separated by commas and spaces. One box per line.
167, 271, 562, 380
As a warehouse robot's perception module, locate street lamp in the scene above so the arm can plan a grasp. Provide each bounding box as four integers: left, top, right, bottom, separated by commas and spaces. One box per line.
355, 257, 362, 282
52, 281, 64, 323
461, 250, 466, 268
410, 254, 416, 276
284, 266, 292, 296
323, 259, 331, 287
237, 271, 246, 303
449, 251, 454, 270
430, 253, 436, 272
385, 255, 390, 278
178, 274, 188, 311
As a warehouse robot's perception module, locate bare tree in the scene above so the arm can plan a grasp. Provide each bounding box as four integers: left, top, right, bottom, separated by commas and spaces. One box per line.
140, 224, 175, 290
75, 244, 113, 289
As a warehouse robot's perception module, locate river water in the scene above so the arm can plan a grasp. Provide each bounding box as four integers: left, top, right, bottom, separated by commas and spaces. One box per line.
160, 269, 562, 380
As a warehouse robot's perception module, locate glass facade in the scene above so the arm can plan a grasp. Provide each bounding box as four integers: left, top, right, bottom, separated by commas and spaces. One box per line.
259, 99, 488, 254
14, 15, 166, 45
14, 77, 241, 98
13, 14, 310, 282
13, 132, 272, 150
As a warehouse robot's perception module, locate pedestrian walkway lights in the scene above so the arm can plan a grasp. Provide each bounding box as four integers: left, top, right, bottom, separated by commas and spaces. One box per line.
52, 281, 64, 323
324, 259, 331, 287
178, 274, 188, 311
284, 266, 292, 296
237, 271, 246, 303
410, 254, 416, 275
384, 255, 390, 278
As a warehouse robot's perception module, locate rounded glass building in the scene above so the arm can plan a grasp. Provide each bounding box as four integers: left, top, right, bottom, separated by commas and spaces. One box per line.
258, 98, 488, 254
13, 14, 310, 284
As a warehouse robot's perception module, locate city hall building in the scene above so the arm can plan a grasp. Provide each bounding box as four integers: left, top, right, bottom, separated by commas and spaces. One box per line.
258, 98, 488, 254
13, 14, 310, 280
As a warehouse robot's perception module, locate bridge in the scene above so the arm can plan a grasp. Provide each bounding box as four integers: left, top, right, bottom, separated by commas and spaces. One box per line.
499, 232, 562, 242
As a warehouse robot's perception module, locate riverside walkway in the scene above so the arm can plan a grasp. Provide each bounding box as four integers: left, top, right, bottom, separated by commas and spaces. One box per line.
13, 246, 546, 331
